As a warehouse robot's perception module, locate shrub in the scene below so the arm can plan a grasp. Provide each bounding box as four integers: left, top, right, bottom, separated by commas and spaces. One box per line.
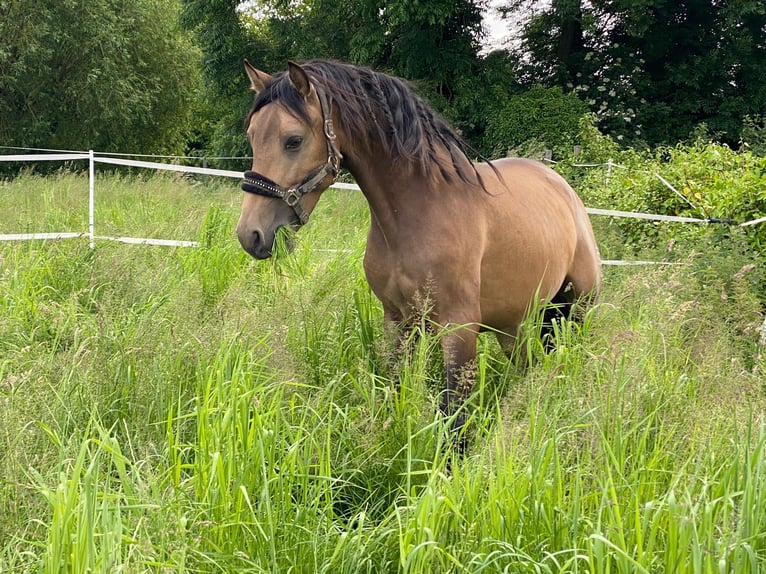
740, 115, 766, 156
482, 85, 588, 158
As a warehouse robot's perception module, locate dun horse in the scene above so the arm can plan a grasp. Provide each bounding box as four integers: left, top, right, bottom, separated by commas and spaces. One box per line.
237, 60, 601, 444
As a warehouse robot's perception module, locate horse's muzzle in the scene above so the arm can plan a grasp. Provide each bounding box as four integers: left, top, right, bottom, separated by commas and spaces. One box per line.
237, 225, 295, 260
237, 227, 273, 260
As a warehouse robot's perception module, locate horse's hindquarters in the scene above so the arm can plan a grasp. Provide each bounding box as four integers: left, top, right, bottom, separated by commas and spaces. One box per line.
475, 158, 601, 333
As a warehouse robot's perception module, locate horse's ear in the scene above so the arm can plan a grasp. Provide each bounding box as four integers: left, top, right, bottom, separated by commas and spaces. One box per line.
287, 61, 312, 98
244, 59, 272, 94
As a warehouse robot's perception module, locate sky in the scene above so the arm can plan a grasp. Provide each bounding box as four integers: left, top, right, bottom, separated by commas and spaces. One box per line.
481, 0, 510, 52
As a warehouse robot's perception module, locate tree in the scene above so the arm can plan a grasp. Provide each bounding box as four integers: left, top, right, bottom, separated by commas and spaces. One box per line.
501, 0, 766, 145
350, 0, 486, 100
181, 0, 261, 158
186, 0, 493, 156
0, 0, 201, 154
347, 0, 494, 143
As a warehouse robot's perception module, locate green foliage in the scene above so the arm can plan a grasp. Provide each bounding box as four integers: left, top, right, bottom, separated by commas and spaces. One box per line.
482, 84, 589, 157
181, 0, 265, 160
503, 0, 766, 146
357, 0, 484, 94
0, 0, 201, 155
573, 137, 766, 255
189, 0, 490, 157
740, 115, 766, 156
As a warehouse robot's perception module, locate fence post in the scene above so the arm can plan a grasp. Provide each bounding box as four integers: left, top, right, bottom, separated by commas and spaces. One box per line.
89, 150, 95, 249
606, 159, 613, 187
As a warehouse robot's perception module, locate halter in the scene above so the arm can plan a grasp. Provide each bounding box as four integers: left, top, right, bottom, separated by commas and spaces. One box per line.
241, 87, 342, 225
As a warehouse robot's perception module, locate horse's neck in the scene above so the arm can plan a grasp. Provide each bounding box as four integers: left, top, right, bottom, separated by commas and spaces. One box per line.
344, 153, 424, 232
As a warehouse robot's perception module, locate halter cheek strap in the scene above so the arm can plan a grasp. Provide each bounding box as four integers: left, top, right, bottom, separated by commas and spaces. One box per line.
241, 87, 342, 226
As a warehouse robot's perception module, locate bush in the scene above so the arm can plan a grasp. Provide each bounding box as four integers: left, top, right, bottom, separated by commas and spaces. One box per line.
482, 85, 589, 158
545, 123, 766, 301
585, 141, 766, 248
740, 115, 766, 156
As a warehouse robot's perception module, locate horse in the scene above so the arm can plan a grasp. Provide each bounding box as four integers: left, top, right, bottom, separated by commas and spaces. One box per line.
236, 59, 601, 446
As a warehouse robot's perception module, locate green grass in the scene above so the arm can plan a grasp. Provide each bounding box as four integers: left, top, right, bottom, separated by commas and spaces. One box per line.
1, 171, 765, 572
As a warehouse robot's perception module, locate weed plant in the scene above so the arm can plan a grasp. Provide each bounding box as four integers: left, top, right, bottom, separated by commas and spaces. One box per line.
1, 171, 765, 572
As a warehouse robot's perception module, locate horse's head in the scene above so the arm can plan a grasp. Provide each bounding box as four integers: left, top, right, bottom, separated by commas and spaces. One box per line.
237, 60, 341, 259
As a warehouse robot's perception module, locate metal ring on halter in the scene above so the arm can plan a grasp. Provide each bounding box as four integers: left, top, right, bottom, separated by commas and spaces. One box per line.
284, 190, 300, 207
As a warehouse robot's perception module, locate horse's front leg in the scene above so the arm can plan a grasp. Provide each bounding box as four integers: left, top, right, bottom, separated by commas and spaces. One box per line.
382, 307, 406, 375
439, 324, 479, 452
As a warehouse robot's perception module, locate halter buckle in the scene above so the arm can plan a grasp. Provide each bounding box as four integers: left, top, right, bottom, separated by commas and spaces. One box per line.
324, 119, 337, 141
284, 189, 300, 207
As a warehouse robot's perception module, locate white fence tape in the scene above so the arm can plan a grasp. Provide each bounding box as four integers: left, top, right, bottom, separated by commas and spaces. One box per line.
95, 236, 200, 247
0, 153, 90, 162
585, 207, 707, 224
1, 151, 764, 264
93, 156, 242, 179
741, 215, 766, 228
0, 232, 85, 241
600, 259, 680, 266
654, 172, 699, 211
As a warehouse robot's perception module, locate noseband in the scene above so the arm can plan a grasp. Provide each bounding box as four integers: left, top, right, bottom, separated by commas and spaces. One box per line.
241, 87, 342, 225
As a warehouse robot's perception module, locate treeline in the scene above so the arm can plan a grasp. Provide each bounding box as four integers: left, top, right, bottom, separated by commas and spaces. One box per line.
1, 0, 764, 162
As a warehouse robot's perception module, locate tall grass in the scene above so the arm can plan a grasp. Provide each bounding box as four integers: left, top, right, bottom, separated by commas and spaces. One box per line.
1, 171, 764, 572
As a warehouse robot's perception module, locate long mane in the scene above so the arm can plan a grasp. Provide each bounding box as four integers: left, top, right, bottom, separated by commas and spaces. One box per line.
248, 59, 483, 186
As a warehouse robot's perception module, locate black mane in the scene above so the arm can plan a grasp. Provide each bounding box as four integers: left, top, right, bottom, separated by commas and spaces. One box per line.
247, 60, 482, 186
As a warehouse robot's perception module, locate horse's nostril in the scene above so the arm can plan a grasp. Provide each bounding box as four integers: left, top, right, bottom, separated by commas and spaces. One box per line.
243, 229, 273, 259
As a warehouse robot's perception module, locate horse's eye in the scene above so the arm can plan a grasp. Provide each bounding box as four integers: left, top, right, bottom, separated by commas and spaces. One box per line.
285, 136, 303, 151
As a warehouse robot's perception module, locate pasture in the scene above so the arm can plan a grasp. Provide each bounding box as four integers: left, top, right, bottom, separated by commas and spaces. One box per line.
1, 170, 765, 572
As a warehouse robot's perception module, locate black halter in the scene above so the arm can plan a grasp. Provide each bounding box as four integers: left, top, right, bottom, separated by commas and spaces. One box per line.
241, 87, 342, 225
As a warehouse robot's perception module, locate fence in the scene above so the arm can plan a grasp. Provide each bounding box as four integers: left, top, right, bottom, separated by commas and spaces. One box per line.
0, 149, 243, 248
1, 148, 764, 265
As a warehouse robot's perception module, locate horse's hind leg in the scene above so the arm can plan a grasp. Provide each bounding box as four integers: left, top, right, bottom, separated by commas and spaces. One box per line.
567, 232, 603, 310
541, 282, 576, 349
543, 252, 602, 348
495, 250, 601, 362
